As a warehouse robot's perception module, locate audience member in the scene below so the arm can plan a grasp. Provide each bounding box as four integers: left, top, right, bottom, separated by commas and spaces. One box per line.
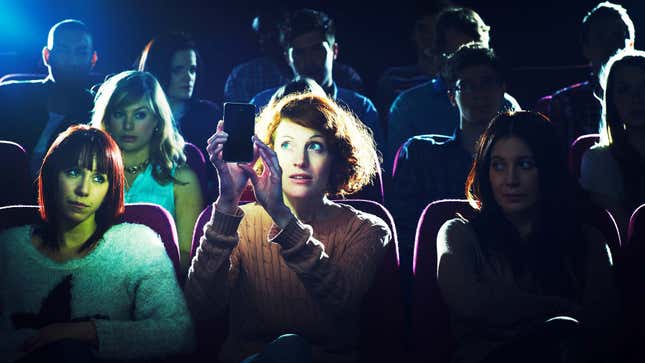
580, 49, 645, 237
0, 19, 98, 178
268, 76, 327, 105
390, 43, 506, 270
438, 111, 619, 363
137, 32, 221, 158
250, 9, 382, 148
224, 9, 364, 102
376, 1, 453, 112
185, 93, 391, 362
386, 7, 521, 172
0, 125, 194, 362
91, 71, 203, 274
535, 1, 635, 151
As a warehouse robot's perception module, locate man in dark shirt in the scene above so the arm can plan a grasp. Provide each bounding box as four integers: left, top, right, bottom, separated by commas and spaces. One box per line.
390, 43, 507, 270
0, 19, 97, 177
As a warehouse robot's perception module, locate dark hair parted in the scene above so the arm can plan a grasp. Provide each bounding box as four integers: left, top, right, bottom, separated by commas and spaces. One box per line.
581, 2, 634, 46
284, 9, 335, 48
137, 32, 200, 92
441, 42, 505, 90
257, 93, 378, 196
466, 111, 591, 299
433, 7, 490, 55
38, 125, 125, 251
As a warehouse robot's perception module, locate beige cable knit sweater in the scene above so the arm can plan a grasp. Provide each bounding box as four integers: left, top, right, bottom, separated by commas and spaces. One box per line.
185, 202, 391, 362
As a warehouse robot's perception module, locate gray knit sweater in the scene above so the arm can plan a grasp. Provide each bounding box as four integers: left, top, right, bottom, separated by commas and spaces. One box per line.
0, 223, 194, 361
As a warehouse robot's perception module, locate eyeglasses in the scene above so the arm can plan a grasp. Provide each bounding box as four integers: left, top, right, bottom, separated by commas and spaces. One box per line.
454, 77, 502, 94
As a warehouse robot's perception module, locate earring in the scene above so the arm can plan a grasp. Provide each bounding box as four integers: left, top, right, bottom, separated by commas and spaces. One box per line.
154, 127, 160, 133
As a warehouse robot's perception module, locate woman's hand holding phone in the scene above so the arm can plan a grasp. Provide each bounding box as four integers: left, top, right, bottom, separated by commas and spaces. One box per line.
238, 137, 293, 229
207, 120, 257, 214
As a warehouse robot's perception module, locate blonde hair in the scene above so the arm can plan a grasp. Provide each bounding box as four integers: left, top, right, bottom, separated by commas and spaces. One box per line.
91, 71, 186, 184
256, 92, 379, 196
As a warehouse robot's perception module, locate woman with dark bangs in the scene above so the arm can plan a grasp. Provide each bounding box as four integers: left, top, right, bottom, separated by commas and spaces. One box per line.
0, 125, 193, 362
185, 93, 391, 362
437, 111, 619, 363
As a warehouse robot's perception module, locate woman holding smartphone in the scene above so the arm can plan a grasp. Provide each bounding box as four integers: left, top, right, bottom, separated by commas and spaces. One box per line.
185, 93, 391, 362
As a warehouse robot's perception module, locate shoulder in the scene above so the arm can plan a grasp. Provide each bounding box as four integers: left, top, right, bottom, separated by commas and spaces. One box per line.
333, 202, 392, 244
582, 144, 615, 169
338, 87, 377, 111
0, 224, 32, 249
400, 134, 456, 159
102, 222, 165, 256
502, 92, 522, 110
437, 217, 477, 253
250, 87, 278, 107
393, 80, 434, 104
189, 99, 221, 114
174, 165, 200, 184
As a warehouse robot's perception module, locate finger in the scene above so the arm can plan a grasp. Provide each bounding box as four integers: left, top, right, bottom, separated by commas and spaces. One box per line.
238, 163, 259, 185
217, 120, 224, 133
207, 131, 228, 145
257, 146, 281, 178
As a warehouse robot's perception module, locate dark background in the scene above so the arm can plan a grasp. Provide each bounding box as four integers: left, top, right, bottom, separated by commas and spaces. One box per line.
0, 0, 643, 110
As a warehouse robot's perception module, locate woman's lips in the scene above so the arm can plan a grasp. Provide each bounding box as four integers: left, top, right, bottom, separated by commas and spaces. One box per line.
121, 135, 137, 143
289, 174, 313, 184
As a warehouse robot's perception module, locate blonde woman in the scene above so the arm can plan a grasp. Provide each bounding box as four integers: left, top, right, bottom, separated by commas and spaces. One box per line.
91, 71, 203, 274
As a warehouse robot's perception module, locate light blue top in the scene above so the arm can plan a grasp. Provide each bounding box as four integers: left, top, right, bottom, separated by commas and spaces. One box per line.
0, 223, 194, 361
125, 164, 175, 217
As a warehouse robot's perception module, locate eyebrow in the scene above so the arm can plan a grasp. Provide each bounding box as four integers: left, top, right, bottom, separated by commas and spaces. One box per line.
308, 134, 324, 139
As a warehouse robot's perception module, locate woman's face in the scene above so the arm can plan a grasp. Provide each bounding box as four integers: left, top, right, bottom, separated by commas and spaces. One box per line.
166, 49, 197, 102
612, 64, 645, 128
107, 98, 157, 154
488, 136, 540, 217
273, 118, 333, 201
55, 160, 109, 226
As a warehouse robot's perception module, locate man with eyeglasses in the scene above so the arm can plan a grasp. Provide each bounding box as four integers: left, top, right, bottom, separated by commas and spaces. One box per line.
386, 7, 520, 174
0, 19, 98, 179
390, 43, 508, 272
250, 9, 382, 148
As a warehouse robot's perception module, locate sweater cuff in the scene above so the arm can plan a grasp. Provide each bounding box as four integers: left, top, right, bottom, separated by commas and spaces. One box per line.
209, 204, 244, 236
268, 216, 312, 250
93, 319, 113, 358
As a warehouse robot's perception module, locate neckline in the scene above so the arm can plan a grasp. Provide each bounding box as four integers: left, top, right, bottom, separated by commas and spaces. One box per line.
24, 224, 110, 269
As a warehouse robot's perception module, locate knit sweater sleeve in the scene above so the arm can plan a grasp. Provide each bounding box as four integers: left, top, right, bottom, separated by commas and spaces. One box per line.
270, 211, 391, 317
92, 224, 195, 360
184, 206, 243, 320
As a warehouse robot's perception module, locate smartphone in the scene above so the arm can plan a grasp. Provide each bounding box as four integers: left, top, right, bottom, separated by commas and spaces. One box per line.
222, 102, 256, 163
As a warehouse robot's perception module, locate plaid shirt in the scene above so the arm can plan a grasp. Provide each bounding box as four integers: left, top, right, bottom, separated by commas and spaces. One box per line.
224, 56, 365, 102
535, 79, 602, 149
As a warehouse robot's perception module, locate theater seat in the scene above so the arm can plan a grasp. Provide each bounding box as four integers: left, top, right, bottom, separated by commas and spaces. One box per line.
190, 199, 405, 361
411, 199, 476, 362
0, 141, 31, 207
0, 203, 182, 280
569, 134, 599, 180
184, 142, 208, 202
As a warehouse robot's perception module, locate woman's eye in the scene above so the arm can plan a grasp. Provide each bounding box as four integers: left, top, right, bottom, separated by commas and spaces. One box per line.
134, 111, 147, 120
280, 141, 292, 150
519, 159, 535, 169
65, 168, 81, 177
307, 142, 324, 153
189, 66, 197, 74
491, 161, 504, 171
112, 111, 124, 119
93, 174, 107, 183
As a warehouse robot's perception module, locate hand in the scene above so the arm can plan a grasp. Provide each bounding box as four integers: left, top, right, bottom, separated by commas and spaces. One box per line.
21, 322, 97, 354
206, 120, 257, 212
238, 137, 292, 228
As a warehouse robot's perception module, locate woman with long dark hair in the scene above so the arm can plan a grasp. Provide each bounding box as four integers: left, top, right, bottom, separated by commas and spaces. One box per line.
438, 111, 619, 362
